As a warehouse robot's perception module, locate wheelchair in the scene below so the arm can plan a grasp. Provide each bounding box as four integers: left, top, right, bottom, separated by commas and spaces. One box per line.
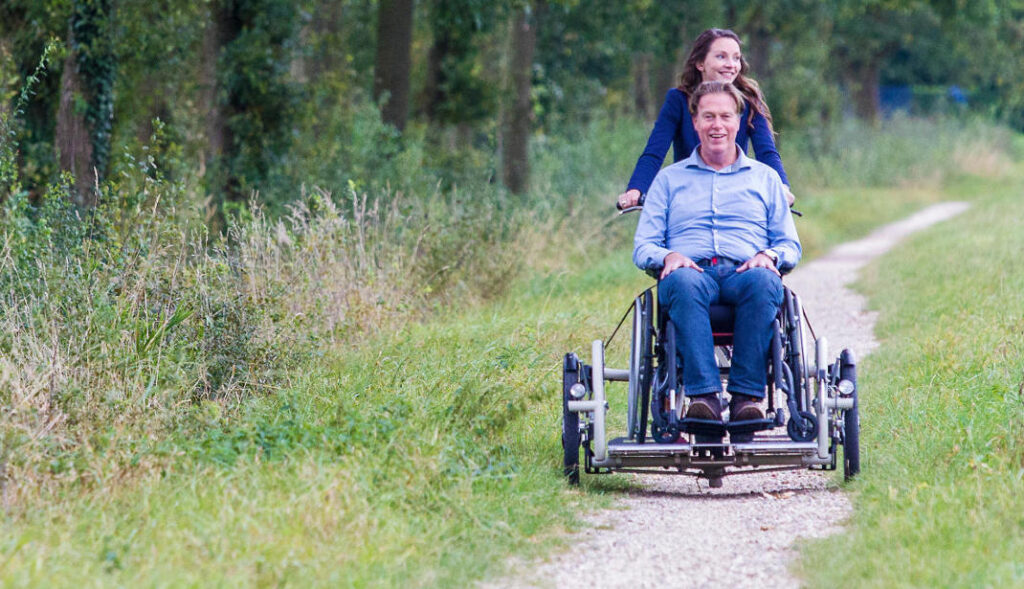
561, 266, 861, 488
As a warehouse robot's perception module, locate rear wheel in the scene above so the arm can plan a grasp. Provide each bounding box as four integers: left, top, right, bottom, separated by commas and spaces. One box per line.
628, 290, 654, 442
840, 349, 860, 480
843, 401, 860, 480
562, 354, 583, 484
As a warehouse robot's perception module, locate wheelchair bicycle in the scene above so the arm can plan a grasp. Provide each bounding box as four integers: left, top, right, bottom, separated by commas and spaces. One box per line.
561, 264, 861, 488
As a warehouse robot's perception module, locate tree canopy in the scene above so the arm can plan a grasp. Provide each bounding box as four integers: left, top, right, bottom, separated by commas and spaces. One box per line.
1, 0, 1022, 208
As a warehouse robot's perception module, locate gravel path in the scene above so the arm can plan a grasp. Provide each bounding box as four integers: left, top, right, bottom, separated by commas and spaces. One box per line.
486, 202, 970, 589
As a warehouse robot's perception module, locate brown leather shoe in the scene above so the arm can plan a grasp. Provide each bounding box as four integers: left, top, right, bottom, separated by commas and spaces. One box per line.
685, 394, 722, 421
730, 394, 765, 421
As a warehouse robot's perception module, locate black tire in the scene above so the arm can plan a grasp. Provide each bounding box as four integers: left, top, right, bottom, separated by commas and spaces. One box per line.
840, 349, 860, 480
635, 290, 654, 442
562, 354, 583, 484
651, 421, 680, 444
787, 410, 818, 442
843, 402, 860, 480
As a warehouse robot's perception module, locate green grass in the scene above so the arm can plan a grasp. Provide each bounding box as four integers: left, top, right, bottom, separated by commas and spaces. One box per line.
0, 251, 641, 587
0, 182, 978, 587
799, 170, 1024, 587
2, 117, 1021, 586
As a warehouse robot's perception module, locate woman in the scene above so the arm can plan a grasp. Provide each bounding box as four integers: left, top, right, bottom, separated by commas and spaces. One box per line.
617, 28, 794, 209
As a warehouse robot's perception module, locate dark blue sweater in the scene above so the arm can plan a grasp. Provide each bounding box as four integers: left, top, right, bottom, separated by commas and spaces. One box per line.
626, 88, 788, 194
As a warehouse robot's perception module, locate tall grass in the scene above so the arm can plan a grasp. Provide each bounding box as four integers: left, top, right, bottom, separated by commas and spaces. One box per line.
782, 114, 1017, 190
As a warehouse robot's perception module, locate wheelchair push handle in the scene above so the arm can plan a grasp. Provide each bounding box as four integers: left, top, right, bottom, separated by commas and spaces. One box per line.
618, 193, 801, 217
616, 193, 646, 215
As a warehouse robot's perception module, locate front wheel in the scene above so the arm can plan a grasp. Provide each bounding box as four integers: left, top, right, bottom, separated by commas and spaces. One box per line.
628, 290, 654, 442
787, 410, 818, 442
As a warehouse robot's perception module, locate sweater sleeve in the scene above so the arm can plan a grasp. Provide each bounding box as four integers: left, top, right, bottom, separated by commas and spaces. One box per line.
626, 89, 684, 195
747, 107, 789, 186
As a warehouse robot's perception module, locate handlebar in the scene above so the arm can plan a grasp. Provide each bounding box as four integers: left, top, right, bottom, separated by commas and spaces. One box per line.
617, 194, 802, 217
616, 193, 646, 214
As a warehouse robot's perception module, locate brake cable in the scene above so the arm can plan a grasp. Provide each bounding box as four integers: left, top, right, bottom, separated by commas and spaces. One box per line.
605, 285, 656, 347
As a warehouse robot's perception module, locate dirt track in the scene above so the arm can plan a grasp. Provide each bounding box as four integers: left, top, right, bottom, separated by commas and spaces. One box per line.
485, 202, 970, 589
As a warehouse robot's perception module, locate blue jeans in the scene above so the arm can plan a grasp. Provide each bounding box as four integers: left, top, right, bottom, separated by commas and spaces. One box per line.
658, 262, 783, 399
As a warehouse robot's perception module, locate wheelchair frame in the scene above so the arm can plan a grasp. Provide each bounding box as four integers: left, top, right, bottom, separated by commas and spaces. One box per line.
561, 283, 860, 488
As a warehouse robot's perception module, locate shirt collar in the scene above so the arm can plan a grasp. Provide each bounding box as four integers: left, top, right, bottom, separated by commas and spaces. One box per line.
683, 144, 754, 174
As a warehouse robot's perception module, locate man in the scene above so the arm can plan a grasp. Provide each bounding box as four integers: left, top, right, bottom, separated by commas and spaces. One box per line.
633, 80, 801, 423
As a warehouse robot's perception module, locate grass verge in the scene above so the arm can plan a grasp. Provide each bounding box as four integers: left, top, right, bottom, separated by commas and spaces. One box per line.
799, 169, 1024, 587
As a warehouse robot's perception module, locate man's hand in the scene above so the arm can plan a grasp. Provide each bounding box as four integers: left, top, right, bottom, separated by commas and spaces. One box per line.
736, 252, 780, 277
616, 188, 642, 210
784, 186, 796, 207
660, 252, 703, 279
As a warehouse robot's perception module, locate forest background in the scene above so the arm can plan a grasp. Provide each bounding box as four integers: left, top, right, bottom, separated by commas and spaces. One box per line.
1, 0, 1023, 586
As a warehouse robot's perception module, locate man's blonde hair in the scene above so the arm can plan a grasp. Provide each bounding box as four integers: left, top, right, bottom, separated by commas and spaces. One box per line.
688, 81, 745, 116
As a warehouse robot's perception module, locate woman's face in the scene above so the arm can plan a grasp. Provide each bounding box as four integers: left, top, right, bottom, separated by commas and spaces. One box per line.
696, 37, 742, 83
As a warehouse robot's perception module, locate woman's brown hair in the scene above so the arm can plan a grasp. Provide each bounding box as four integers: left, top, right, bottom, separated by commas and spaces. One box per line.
678, 28, 775, 135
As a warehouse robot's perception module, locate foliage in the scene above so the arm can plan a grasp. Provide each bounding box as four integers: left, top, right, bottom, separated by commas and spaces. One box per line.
1, 41, 57, 201
215, 0, 301, 201
420, 0, 503, 126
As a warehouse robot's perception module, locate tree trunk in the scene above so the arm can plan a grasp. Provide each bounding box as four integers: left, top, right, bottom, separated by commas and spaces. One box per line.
503, 5, 536, 195
199, 0, 244, 212
373, 0, 414, 131
309, 0, 343, 79
845, 59, 880, 123
200, 2, 238, 171
632, 52, 652, 119
421, 26, 450, 123
654, 59, 676, 95
744, 7, 773, 84
55, 41, 95, 205
55, 0, 116, 206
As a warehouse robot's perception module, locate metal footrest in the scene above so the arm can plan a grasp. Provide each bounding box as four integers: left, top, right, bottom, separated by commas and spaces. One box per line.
680, 417, 727, 438
725, 418, 776, 443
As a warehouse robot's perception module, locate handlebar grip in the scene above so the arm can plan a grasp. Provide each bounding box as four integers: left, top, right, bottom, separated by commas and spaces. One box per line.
615, 193, 646, 213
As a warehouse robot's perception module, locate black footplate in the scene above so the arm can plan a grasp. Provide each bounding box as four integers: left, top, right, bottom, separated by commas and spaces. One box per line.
680, 417, 727, 438
726, 418, 776, 443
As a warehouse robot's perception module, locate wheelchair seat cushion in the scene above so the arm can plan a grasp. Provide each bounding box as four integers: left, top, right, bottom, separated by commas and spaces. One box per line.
710, 304, 735, 335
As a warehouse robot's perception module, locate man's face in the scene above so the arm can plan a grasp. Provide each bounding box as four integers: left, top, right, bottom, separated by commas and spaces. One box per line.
694, 92, 741, 160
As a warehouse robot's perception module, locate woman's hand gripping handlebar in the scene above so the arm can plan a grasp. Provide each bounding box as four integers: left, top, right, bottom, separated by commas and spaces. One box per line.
616, 189, 645, 215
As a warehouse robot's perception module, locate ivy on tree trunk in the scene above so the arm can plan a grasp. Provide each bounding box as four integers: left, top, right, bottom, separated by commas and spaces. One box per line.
55, 0, 115, 205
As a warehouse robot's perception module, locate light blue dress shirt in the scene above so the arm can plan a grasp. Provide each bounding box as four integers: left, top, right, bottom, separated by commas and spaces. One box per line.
633, 146, 801, 271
